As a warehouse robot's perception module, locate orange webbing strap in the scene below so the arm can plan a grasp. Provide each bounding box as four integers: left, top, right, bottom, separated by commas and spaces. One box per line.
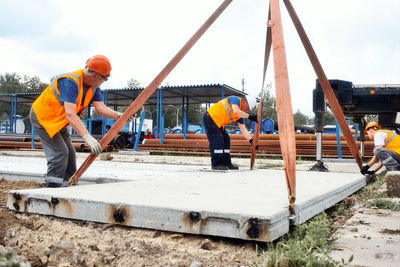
261, 4, 272, 91
282, 0, 362, 169
250, 3, 272, 170
69, 0, 234, 186
250, 94, 263, 170
270, 0, 297, 202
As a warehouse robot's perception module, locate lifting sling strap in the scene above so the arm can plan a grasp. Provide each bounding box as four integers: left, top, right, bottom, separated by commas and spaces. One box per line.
69, 0, 234, 186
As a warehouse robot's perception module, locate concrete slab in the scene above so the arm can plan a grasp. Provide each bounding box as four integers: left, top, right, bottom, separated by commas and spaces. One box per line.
6, 165, 366, 242
0, 155, 210, 184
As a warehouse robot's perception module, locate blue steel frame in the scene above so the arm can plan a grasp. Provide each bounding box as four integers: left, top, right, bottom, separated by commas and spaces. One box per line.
133, 111, 146, 151
102, 91, 108, 135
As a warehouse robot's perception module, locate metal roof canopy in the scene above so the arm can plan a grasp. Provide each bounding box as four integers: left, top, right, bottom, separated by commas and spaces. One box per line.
0, 83, 246, 106
103, 83, 245, 106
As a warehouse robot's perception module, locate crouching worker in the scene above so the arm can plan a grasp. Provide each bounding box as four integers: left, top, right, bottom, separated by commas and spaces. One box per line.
202, 96, 258, 170
361, 121, 400, 175
30, 55, 124, 187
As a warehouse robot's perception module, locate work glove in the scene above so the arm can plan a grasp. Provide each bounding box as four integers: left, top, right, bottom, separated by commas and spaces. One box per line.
249, 138, 259, 150
82, 133, 102, 156
118, 112, 135, 123
360, 165, 375, 175
248, 114, 258, 122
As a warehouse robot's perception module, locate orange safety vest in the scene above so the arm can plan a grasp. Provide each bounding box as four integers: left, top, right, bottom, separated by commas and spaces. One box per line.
207, 97, 242, 128
32, 69, 93, 138
379, 130, 400, 154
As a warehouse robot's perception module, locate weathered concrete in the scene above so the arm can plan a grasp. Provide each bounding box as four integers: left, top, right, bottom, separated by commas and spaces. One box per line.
4, 153, 366, 241
331, 208, 400, 267
386, 171, 400, 197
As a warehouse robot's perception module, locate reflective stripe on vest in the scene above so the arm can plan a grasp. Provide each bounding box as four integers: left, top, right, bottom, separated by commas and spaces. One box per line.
49, 72, 81, 107
32, 69, 93, 138
207, 97, 242, 127
384, 133, 398, 147
222, 100, 234, 122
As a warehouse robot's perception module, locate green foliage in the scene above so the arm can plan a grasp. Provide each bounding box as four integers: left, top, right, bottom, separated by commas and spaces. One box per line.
250, 213, 352, 267
0, 73, 47, 94
293, 109, 312, 125
256, 85, 277, 121
335, 202, 348, 217
0, 72, 48, 118
323, 109, 336, 125
357, 172, 387, 202
0, 245, 31, 267
127, 78, 141, 88
367, 198, 400, 211
251, 84, 312, 127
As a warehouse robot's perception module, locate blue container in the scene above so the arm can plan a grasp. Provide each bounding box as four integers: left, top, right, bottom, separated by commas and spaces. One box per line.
262, 119, 275, 134
195, 129, 204, 134
173, 128, 183, 134
225, 129, 231, 134
233, 129, 241, 134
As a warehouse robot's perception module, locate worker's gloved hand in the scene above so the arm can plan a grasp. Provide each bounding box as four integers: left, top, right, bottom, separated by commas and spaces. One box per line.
360, 165, 375, 175
248, 114, 258, 122
118, 112, 135, 123
249, 138, 259, 150
82, 133, 102, 156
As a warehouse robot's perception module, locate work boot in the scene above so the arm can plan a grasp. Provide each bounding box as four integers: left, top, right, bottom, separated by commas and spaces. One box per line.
212, 165, 228, 171
43, 182, 60, 188
227, 164, 239, 170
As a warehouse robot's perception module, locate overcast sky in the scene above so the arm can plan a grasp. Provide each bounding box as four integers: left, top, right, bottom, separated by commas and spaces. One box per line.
0, 0, 399, 116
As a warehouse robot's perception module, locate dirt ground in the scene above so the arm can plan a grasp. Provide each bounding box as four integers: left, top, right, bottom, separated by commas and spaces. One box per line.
1, 174, 399, 266
0, 178, 259, 267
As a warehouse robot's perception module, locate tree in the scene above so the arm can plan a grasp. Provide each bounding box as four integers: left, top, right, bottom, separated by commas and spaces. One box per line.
0, 72, 48, 118
248, 84, 277, 122
293, 109, 310, 125
323, 109, 336, 125
127, 78, 141, 88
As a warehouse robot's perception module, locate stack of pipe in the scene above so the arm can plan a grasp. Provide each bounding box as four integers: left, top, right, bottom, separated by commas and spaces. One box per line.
139, 134, 375, 158
0, 133, 113, 152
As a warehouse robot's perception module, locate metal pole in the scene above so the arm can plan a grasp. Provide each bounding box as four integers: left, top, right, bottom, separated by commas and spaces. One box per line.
316, 132, 322, 161
133, 111, 146, 151
335, 119, 342, 159
31, 127, 35, 149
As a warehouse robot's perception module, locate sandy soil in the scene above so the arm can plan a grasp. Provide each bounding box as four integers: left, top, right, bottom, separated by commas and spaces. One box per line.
0, 178, 259, 267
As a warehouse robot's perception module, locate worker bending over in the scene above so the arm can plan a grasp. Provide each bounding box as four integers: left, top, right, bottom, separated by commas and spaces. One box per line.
361, 121, 400, 175
30, 55, 131, 187
202, 96, 258, 170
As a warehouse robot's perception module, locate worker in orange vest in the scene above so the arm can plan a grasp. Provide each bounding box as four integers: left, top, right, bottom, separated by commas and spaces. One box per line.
361, 121, 400, 175
202, 96, 258, 170
30, 55, 133, 187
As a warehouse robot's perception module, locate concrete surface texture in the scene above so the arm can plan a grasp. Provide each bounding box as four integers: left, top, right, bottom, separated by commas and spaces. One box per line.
4, 151, 366, 241
386, 171, 400, 197
330, 208, 400, 266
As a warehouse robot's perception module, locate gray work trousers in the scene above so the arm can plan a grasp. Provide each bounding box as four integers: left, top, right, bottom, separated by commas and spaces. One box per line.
29, 108, 76, 186
373, 146, 400, 171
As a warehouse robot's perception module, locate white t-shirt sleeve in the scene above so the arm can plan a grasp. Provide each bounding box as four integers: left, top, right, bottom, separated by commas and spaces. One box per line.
374, 131, 388, 146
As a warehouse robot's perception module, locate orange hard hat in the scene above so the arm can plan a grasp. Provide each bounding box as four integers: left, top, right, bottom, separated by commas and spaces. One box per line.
86, 55, 111, 77
365, 121, 380, 133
